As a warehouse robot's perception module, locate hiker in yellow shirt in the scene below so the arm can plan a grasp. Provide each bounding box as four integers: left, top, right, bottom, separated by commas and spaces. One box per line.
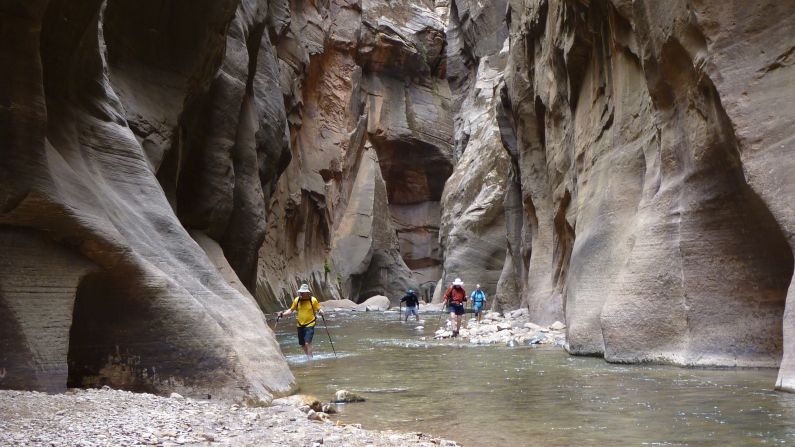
278, 283, 324, 359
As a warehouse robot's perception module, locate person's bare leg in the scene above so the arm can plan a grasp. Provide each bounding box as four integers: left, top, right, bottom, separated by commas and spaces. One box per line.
305, 342, 313, 359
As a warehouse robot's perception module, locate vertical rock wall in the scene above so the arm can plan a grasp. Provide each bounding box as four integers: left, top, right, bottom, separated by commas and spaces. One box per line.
0, 0, 294, 401
488, 0, 794, 377
255, 0, 454, 308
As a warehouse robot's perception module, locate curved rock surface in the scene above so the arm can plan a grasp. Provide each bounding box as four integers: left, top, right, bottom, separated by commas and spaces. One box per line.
0, 0, 294, 400
255, 0, 454, 309
437, 0, 794, 388
2, 0, 794, 399
494, 0, 794, 376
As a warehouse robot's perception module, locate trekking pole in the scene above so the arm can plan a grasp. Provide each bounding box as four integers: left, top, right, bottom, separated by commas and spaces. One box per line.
271, 313, 282, 331
436, 301, 447, 332
399, 302, 402, 321
319, 314, 338, 358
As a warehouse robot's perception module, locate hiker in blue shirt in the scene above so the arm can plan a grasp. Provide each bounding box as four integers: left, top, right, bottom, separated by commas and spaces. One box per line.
471, 284, 487, 323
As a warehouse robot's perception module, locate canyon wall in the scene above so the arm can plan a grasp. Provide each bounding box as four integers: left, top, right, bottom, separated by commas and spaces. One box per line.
2, 0, 794, 397
0, 0, 298, 400
0, 0, 454, 396
255, 0, 454, 309
442, 0, 794, 384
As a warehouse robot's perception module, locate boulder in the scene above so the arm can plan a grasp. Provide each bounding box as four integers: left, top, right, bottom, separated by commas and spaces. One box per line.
354, 295, 391, 312
549, 321, 566, 331
334, 390, 365, 403
322, 299, 358, 311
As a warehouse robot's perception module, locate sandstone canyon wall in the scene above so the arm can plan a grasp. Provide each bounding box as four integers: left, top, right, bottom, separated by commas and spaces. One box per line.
441, 0, 794, 386
2, 0, 794, 397
0, 0, 455, 397
0, 0, 299, 401
254, 0, 454, 309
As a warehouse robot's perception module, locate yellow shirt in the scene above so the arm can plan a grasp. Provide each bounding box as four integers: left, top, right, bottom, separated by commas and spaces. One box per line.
290, 296, 320, 327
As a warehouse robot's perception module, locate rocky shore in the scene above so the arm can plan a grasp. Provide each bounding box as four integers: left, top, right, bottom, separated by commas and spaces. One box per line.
431, 309, 567, 347
0, 388, 458, 447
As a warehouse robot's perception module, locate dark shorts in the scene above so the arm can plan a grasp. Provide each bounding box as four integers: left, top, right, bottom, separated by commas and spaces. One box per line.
449, 303, 465, 316
405, 306, 418, 316
297, 326, 315, 346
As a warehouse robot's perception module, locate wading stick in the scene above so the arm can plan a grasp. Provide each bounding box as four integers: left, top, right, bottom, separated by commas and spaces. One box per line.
320, 314, 338, 358
399, 302, 402, 321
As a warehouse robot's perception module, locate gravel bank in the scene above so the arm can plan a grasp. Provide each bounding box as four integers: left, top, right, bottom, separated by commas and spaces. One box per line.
0, 389, 458, 447
432, 309, 567, 346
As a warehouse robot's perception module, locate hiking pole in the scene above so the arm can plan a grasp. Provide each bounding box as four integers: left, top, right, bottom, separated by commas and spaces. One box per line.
399, 302, 402, 322
319, 314, 338, 358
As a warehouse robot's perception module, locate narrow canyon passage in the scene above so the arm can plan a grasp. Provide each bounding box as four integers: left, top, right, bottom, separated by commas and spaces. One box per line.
278, 313, 795, 446
1, 1, 794, 445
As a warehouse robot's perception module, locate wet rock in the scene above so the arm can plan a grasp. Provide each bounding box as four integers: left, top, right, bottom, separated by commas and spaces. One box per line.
496, 322, 512, 331
526, 333, 547, 345
334, 390, 365, 403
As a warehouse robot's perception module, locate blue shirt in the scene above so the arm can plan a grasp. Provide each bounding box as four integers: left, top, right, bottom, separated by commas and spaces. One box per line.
471, 290, 486, 304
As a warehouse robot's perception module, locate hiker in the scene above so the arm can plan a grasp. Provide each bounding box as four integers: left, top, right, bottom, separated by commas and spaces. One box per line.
471, 284, 487, 323
400, 288, 420, 322
443, 278, 467, 337
278, 283, 324, 359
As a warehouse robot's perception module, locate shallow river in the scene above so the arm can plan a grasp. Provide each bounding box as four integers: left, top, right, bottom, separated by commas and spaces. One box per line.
274, 312, 795, 446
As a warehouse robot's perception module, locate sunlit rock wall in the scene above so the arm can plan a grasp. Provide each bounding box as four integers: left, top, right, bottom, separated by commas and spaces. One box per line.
255, 0, 454, 308
437, 0, 515, 310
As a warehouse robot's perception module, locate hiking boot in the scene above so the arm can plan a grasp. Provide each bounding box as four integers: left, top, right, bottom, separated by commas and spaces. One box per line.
452, 330, 459, 337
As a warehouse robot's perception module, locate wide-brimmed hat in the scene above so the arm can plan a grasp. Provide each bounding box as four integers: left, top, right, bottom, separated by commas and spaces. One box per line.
297, 283, 311, 294
452, 278, 464, 286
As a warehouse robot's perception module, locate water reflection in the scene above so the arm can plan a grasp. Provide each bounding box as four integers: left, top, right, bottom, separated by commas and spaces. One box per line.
274, 312, 795, 446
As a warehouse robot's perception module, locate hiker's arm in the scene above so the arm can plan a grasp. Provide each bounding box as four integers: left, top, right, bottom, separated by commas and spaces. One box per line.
313, 299, 324, 317
279, 308, 292, 318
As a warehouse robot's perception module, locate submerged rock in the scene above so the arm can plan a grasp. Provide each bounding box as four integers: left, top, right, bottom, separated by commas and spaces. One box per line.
334, 390, 366, 403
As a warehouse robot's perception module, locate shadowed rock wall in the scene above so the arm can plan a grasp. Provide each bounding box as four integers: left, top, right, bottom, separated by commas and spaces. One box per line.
488, 0, 794, 379
0, 0, 293, 401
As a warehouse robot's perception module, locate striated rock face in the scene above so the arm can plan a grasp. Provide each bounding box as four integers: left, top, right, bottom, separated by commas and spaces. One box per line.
491, 0, 794, 378
0, 0, 293, 400
436, 0, 516, 310
2, 0, 793, 398
255, 0, 454, 308
438, 0, 795, 388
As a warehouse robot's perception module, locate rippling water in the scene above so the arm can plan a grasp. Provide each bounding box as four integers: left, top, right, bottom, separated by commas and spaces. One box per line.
273, 312, 795, 446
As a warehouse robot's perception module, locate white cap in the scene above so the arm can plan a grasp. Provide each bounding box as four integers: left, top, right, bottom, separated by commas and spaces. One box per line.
452, 278, 464, 286
297, 283, 311, 293
476, 284, 481, 288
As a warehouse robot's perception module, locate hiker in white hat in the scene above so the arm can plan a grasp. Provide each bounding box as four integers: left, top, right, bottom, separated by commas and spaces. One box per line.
443, 278, 468, 337
277, 283, 325, 359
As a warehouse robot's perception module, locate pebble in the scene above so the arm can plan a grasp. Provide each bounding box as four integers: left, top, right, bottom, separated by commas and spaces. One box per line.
0, 389, 455, 447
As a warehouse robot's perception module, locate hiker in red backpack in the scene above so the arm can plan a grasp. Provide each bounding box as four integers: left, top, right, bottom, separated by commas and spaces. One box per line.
443, 278, 467, 337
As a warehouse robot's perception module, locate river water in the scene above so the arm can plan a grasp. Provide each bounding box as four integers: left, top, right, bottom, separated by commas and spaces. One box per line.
274, 312, 795, 446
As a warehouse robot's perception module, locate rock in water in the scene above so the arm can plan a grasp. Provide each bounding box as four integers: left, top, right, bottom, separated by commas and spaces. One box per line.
334, 390, 366, 403
526, 333, 547, 346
